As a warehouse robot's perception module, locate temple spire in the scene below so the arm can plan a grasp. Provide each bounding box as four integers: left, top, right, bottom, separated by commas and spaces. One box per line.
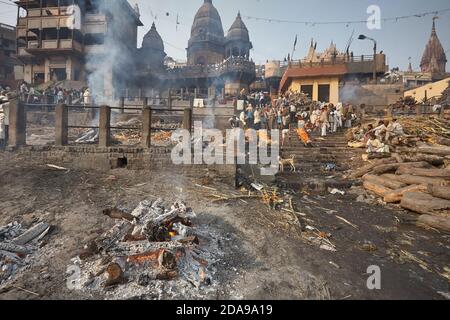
432, 16, 437, 35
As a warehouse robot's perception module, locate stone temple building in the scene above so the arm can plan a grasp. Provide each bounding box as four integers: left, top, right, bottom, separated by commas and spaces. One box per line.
420, 18, 447, 75
135, 0, 256, 98
15, 0, 255, 100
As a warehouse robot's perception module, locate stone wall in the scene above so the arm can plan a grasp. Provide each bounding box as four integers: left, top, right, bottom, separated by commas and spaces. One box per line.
3, 145, 237, 183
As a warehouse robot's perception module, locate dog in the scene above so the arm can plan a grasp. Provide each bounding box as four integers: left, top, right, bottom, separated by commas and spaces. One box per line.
278, 155, 296, 172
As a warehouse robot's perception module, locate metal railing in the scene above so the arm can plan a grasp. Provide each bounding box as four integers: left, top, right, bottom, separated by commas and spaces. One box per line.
8, 99, 194, 149
280, 55, 377, 68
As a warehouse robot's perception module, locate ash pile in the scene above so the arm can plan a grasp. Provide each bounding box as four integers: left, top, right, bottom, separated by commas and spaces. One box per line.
0, 222, 51, 285
71, 199, 224, 299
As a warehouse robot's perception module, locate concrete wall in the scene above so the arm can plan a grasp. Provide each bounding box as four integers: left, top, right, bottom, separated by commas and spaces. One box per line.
340, 83, 404, 107
404, 77, 450, 102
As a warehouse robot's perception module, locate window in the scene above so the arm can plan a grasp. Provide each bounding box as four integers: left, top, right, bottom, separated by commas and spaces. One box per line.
84, 33, 105, 45
300, 85, 313, 98
318, 84, 330, 103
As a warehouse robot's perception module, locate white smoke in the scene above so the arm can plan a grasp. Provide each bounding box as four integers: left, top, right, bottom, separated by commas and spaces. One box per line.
85, 0, 138, 107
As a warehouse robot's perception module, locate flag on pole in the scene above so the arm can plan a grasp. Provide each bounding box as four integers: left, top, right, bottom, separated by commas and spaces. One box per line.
291, 35, 298, 61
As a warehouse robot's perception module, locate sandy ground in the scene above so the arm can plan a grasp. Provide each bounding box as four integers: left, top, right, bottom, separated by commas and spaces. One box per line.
0, 155, 448, 300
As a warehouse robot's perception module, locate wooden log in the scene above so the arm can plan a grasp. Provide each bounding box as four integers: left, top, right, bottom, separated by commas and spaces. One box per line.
398, 153, 445, 166
427, 184, 450, 200
363, 181, 393, 197
12, 222, 50, 245
155, 270, 179, 281
383, 185, 427, 203
416, 145, 450, 156
382, 174, 449, 186
371, 161, 431, 175
400, 192, 450, 217
104, 262, 126, 287
95, 221, 134, 252
417, 215, 450, 233
434, 137, 450, 147
370, 163, 402, 175
0, 250, 24, 264
103, 208, 135, 222
348, 158, 397, 179
0, 242, 34, 254
363, 174, 406, 190
396, 166, 450, 178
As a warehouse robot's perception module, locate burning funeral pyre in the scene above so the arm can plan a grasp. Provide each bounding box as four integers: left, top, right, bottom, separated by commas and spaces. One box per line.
70, 199, 224, 299
0, 222, 51, 286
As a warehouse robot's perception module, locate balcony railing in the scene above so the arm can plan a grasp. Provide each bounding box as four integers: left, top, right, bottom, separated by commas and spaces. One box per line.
24, 39, 82, 53
166, 57, 256, 79
280, 54, 387, 74
26, 7, 72, 18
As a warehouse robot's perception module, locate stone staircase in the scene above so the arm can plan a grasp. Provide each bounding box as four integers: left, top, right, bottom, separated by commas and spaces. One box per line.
277, 128, 364, 192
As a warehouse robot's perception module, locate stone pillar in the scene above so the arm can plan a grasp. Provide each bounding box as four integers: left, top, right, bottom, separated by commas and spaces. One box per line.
142, 106, 152, 148
183, 108, 193, 134
180, 88, 185, 101
55, 104, 68, 146
119, 97, 125, 114
8, 99, 26, 147
194, 88, 198, 99
221, 88, 225, 100
168, 88, 172, 110
99, 105, 111, 147
143, 97, 149, 108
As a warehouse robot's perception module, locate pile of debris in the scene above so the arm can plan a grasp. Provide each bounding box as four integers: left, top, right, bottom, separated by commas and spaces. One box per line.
0, 221, 50, 285
153, 120, 181, 131
71, 199, 223, 299
75, 128, 99, 144
391, 96, 417, 113
286, 91, 312, 107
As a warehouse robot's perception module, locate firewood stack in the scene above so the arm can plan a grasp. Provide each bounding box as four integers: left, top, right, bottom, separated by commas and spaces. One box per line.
348, 116, 450, 232
348, 142, 450, 232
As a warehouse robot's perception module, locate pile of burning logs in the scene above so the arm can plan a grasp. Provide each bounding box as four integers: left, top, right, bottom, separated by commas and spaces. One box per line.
74, 199, 214, 295
0, 222, 51, 285
349, 145, 450, 232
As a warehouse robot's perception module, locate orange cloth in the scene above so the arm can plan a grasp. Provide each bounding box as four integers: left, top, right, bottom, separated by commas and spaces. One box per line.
297, 128, 311, 145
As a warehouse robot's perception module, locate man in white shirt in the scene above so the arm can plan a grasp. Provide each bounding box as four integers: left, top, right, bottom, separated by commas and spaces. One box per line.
0, 95, 9, 148
386, 118, 404, 141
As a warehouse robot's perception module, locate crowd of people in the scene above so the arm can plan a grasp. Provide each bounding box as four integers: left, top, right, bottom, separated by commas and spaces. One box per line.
348, 118, 405, 154
17, 82, 92, 106
230, 91, 360, 148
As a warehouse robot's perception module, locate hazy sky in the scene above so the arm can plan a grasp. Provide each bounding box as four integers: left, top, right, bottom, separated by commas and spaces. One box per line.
1, 0, 449, 70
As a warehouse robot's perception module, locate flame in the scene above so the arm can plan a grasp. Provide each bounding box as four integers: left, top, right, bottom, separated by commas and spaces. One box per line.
169, 231, 177, 238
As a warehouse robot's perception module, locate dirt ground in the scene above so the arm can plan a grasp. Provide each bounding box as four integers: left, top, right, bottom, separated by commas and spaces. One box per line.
0, 154, 448, 300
